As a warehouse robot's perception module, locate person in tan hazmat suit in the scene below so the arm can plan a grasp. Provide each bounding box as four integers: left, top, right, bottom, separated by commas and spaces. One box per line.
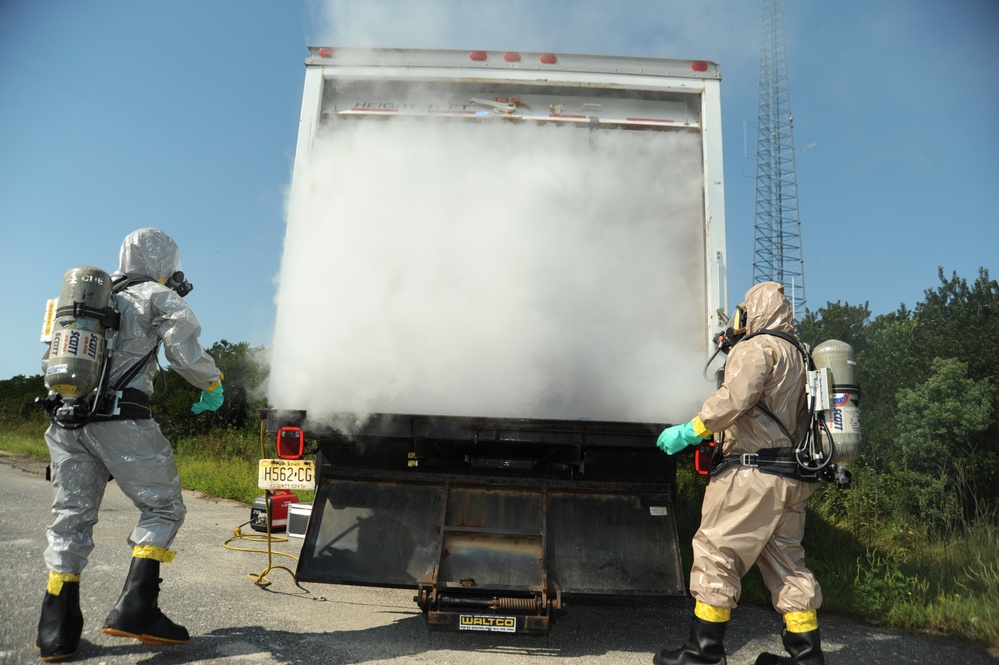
652, 281, 825, 665
36, 228, 224, 661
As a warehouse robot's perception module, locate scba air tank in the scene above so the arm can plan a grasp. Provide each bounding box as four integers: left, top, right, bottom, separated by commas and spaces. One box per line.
812, 339, 862, 465
45, 266, 113, 400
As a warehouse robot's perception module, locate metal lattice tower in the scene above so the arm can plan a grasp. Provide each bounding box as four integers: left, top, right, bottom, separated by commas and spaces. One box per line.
753, 0, 806, 315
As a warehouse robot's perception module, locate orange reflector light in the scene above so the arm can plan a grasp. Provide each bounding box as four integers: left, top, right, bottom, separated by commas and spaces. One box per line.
504, 52, 521, 62
317, 47, 333, 58
470, 51, 488, 61
690, 61, 709, 72
276, 426, 305, 460
539, 53, 557, 64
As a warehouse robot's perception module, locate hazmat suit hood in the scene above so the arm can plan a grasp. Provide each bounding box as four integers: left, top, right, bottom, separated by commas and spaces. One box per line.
102, 226, 218, 396
744, 281, 795, 336
698, 278, 807, 447
117, 228, 181, 283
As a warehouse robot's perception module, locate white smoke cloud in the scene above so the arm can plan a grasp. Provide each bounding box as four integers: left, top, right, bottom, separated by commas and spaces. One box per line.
269, 115, 713, 425
266, 0, 740, 428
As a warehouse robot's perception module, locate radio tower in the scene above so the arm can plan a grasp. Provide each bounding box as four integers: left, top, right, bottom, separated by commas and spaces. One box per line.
753, 0, 806, 315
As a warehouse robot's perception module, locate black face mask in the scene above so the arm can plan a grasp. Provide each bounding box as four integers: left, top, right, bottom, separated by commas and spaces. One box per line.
713, 304, 747, 354
164, 271, 193, 297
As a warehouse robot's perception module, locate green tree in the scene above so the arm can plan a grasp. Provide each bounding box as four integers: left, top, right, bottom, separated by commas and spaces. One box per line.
911, 268, 999, 385
0, 374, 46, 425
896, 358, 992, 475
797, 300, 871, 356
857, 314, 921, 472
894, 357, 995, 517
829, 268, 999, 525
206, 339, 269, 429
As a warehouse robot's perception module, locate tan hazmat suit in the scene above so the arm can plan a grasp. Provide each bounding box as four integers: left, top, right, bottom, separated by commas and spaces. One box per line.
689, 281, 822, 614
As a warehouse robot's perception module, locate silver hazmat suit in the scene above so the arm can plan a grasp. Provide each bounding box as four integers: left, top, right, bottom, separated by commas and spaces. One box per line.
43, 228, 222, 574
689, 281, 822, 614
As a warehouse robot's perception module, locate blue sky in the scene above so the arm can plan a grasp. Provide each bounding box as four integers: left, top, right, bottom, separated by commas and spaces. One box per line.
1, 0, 996, 381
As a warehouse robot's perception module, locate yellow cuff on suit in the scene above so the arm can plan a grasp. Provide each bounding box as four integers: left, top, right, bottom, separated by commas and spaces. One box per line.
694, 600, 731, 623
132, 545, 177, 563
47, 571, 80, 596
692, 416, 713, 439
207, 371, 224, 392
784, 610, 819, 633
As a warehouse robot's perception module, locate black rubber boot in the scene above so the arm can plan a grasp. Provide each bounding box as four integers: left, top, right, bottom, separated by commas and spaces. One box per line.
654, 616, 727, 665
36, 581, 83, 662
755, 628, 825, 665
102, 557, 189, 645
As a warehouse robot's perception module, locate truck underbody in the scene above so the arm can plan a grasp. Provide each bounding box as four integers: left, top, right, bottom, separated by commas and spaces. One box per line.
263, 411, 685, 634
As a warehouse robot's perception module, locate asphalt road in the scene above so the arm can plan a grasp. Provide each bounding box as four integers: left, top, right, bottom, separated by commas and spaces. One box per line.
0, 452, 994, 665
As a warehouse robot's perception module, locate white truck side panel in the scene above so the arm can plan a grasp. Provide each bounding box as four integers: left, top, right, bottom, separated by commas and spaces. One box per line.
288, 66, 325, 209
700, 78, 729, 328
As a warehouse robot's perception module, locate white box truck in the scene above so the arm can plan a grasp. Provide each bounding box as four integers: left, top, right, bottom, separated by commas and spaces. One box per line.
264, 46, 730, 634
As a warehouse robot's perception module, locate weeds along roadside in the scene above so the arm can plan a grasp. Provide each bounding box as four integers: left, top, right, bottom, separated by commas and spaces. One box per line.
1, 427, 995, 649
0, 424, 314, 507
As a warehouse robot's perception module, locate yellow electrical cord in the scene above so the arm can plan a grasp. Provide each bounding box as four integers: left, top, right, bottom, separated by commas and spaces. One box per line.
222, 522, 299, 586
222, 523, 296, 557
219, 419, 302, 588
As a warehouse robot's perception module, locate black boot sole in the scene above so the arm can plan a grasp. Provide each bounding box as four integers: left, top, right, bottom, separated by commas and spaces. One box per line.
102, 626, 189, 646
34, 643, 77, 662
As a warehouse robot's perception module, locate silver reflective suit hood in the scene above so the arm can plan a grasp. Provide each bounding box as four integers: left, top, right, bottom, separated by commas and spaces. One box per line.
117, 228, 181, 283
108, 229, 218, 396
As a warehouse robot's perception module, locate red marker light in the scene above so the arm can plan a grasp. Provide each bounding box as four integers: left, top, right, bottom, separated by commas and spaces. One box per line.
690, 61, 709, 72
470, 51, 488, 61
539, 53, 557, 64
276, 426, 305, 460
504, 52, 521, 62
317, 47, 333, 58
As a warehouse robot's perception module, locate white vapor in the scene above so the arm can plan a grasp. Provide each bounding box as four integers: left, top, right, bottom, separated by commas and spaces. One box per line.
268, 117, 713, 424
266, 0, 737, 427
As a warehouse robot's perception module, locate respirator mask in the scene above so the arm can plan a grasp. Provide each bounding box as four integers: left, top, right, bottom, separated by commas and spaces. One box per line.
713, 303, 747, 354
164, 266, 193, 297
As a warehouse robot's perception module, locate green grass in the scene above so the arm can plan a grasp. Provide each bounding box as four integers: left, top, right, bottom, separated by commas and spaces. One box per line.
0, 425, 315, 506
3, 428, 995, 649
0, 421, 48, 456
866, 514, 999, 646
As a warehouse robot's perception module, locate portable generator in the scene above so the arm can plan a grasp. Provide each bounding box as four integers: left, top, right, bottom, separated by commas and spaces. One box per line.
250, 490, 298, 533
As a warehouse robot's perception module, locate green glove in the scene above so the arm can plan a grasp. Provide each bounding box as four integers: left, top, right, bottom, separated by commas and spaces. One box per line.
657, 421, 704, 455
191, 382, 224, 414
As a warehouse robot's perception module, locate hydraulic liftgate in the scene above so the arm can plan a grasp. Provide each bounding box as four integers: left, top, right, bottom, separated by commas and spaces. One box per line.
264, 411, 685, 634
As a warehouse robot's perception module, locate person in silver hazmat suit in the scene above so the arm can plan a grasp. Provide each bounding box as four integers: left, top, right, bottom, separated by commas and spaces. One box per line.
653, 281, 825, 665
36, 228, 224, 662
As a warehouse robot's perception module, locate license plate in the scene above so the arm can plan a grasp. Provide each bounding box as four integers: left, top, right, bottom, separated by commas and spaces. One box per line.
258, 459, 316, 490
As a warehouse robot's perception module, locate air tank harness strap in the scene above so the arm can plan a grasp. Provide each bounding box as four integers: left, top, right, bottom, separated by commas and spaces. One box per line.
711, 447, 818, 481
92, 388, 153, 421
91, 342, 159, 421
54, 302, 120, 329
